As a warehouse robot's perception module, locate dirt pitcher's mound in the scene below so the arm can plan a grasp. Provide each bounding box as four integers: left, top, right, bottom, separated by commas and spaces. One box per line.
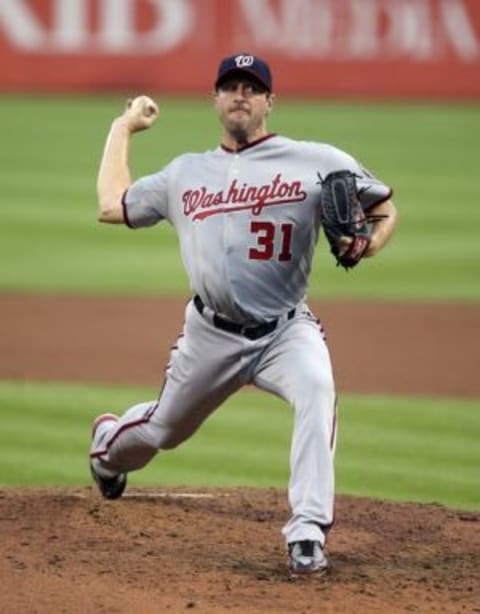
1, 487, 478, 613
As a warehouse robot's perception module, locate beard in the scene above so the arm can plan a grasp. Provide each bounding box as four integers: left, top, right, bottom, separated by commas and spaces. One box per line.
227, 123, 249, 145
224, 110, 261, 145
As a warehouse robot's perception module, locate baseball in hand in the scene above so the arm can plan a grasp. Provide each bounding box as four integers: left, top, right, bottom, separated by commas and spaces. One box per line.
125, 95, 159, 132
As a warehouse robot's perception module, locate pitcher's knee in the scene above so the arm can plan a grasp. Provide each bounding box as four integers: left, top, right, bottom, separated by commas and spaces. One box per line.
153, 423, 197, 450
109, 440, 158, 473
161, 436, 183, 450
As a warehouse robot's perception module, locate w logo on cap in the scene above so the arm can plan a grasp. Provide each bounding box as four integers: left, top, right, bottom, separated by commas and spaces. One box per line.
235, 55, 254, 67
215, 53, 272, 91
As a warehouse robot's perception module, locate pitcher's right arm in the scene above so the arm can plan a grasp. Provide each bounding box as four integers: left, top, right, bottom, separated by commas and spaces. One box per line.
96, 96, 159, 224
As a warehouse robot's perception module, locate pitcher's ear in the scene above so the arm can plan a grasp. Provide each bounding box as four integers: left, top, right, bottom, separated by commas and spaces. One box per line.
266, 93, 275, 112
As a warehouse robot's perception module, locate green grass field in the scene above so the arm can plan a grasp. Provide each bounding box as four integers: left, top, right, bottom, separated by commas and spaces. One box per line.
0, 96, 478, 510
0, 95, 479, 299
0, 381, 478, 511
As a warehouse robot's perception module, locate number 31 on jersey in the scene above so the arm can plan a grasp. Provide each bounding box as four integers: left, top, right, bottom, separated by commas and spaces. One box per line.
248, 221, 293, 262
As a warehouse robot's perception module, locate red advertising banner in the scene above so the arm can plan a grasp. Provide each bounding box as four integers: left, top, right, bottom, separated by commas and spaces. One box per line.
0, 0, 479, 99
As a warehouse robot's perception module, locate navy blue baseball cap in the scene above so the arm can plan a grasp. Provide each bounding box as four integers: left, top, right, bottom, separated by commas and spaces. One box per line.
215, 53, 273, 92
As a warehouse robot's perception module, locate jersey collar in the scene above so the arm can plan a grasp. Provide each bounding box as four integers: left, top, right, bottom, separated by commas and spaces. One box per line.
220, 133, 277, 153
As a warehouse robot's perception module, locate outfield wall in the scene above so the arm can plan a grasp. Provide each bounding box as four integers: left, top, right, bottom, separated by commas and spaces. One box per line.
0, 0, 479, 98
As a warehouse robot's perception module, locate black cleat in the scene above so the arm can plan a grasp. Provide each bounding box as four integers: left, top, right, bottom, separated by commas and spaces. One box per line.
90, 461, 127, 500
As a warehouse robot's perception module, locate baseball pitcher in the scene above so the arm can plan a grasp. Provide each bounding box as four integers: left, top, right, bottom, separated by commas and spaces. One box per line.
90, 53, 397, 575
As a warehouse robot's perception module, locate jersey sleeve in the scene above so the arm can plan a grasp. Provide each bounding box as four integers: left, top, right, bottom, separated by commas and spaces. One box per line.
321, 145, 393, 211
122, 166, 170, 228
355, 165, 393, 210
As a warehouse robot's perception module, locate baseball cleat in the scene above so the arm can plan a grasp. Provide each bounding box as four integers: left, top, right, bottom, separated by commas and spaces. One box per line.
287, 540, 329, 575
90, 462, 127, 500
90, 413, 127, 500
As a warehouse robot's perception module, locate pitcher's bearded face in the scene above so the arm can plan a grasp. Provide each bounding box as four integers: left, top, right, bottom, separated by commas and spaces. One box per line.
215, 78, 272, 143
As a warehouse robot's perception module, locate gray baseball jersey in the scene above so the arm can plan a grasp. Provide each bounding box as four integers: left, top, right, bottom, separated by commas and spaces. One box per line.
92, 133, 392, 549
123, 134, 391, 323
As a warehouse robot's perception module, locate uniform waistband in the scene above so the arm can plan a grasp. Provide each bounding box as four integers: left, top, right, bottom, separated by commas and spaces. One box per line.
193, 295, 295, 341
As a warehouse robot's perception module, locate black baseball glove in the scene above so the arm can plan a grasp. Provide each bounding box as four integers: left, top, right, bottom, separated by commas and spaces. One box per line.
318, 170, 372, 270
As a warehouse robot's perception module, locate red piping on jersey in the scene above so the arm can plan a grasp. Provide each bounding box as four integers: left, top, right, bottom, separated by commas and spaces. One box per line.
89, 417, 144, 459
90, 403, 160, 460
330, 397, 337, 451
121, 189, 134, 228
220, 133, 277, 153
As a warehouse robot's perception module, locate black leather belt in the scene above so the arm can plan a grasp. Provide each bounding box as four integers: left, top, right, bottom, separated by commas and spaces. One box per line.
193, 295, 295, 341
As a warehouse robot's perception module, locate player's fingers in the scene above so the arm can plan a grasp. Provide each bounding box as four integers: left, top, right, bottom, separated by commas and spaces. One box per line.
142, 97, 157, 113
337, 236, 353, 256
125, 95, 159, 131
129, 95, 158, 116
144, 99, 159, 118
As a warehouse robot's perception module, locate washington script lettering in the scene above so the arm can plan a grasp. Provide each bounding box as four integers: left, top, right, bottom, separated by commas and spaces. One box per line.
182, 173, 307, 221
